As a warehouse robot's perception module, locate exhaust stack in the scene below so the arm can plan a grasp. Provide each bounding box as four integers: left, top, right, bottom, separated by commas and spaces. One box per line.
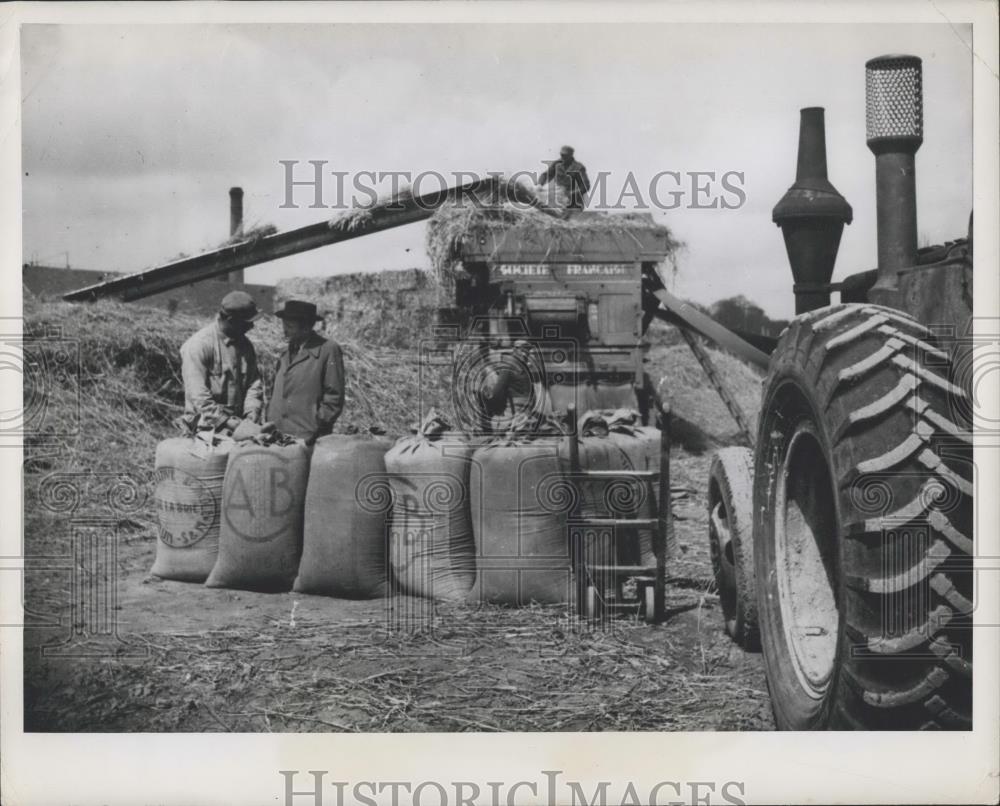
229, 187, 244, 238
228, 187, 245, 284
773, 107, 853, 314
866, 54, 922, 305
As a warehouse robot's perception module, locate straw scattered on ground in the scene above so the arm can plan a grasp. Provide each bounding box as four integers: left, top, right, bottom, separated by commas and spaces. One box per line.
26, 595, 771, 733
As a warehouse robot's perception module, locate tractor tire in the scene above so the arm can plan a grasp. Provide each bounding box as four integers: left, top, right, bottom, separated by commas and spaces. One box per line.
754, 303, 973, 730
708, 447, 759, 650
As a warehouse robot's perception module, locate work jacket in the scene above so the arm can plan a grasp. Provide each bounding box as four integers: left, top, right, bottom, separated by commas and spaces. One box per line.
268, 332, 346, 441
180, 321, 263, 431
540, 159, 592, 208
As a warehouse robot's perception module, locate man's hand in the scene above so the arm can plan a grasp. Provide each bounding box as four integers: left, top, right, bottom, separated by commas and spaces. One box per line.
225, 416, 242, 431
231, 419, 264, 442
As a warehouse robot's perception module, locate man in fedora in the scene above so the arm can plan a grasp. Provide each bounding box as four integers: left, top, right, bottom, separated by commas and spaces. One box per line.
180, 290, 263, 434
268, 299, 345, 443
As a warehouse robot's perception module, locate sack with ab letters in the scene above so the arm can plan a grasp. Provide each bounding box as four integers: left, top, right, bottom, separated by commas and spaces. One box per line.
205, 441, 310, 592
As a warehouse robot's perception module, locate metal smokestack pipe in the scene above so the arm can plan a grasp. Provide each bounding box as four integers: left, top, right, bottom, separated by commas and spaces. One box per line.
866, 55, 923, 306
796, 107, 829, 184
229, 187, 244, 238
228, 187, 245, 284
773, 107, 853, 314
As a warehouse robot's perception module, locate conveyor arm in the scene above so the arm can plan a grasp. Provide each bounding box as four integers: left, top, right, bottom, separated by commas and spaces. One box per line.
646, 285, 771, 371
641, 268, 770, 446
64, 176, 553, 303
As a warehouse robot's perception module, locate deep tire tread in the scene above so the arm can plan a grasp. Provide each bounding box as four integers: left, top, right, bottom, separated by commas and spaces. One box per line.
755, 303, 973, 730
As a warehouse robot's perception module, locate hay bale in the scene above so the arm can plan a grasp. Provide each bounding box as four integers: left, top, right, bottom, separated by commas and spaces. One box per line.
274, 270, 443, 349
272, 276, 329, 310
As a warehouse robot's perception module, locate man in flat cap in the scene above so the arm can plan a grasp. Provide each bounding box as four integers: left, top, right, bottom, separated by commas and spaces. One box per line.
268, 299, 346, 443
180, 290, 264, 434
539, 145, 592, 210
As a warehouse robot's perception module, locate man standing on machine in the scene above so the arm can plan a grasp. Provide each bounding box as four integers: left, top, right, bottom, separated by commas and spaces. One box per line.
538, 145, 592, 210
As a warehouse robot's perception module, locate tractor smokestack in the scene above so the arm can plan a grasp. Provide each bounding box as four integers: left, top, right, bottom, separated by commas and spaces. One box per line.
866, 54, 922, 305
773, 107, 853, 314
229, 187, 244, 238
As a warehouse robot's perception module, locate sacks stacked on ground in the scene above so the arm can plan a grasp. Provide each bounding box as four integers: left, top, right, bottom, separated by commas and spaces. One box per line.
205, 441, 311, 592
469, 417, 573, 606
155, 407, 660, 606
385, 412, 477, 601
293, 435, 392, 598
151, 436, 232, 582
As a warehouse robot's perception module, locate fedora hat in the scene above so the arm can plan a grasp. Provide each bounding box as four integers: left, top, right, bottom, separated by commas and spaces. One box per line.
275, 299, 323, 322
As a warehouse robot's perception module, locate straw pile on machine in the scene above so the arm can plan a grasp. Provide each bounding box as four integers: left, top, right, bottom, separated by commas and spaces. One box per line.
424, 197, 685, 286
329, 176, 685, 288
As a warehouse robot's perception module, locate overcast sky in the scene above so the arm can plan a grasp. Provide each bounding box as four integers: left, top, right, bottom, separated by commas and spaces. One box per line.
21, 23, 971, 319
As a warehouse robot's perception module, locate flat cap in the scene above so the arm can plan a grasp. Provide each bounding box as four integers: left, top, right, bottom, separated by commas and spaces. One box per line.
220, 290, 260, 320
560, 145, 575, 156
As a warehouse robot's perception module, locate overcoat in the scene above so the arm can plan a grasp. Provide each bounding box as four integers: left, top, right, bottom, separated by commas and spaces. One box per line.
268, 332, 345, 440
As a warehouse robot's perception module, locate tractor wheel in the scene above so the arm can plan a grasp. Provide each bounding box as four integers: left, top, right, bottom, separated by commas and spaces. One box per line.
708, 447, 759, 650
754, 303, 973, 730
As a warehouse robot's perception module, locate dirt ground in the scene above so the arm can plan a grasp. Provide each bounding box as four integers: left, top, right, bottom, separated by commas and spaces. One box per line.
22, 449, 773, 733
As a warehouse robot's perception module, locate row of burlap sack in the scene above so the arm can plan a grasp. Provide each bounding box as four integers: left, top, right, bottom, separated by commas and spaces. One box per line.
151, 409, 659, 603
153, 432, 382, 594
387, 409, 660, 605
